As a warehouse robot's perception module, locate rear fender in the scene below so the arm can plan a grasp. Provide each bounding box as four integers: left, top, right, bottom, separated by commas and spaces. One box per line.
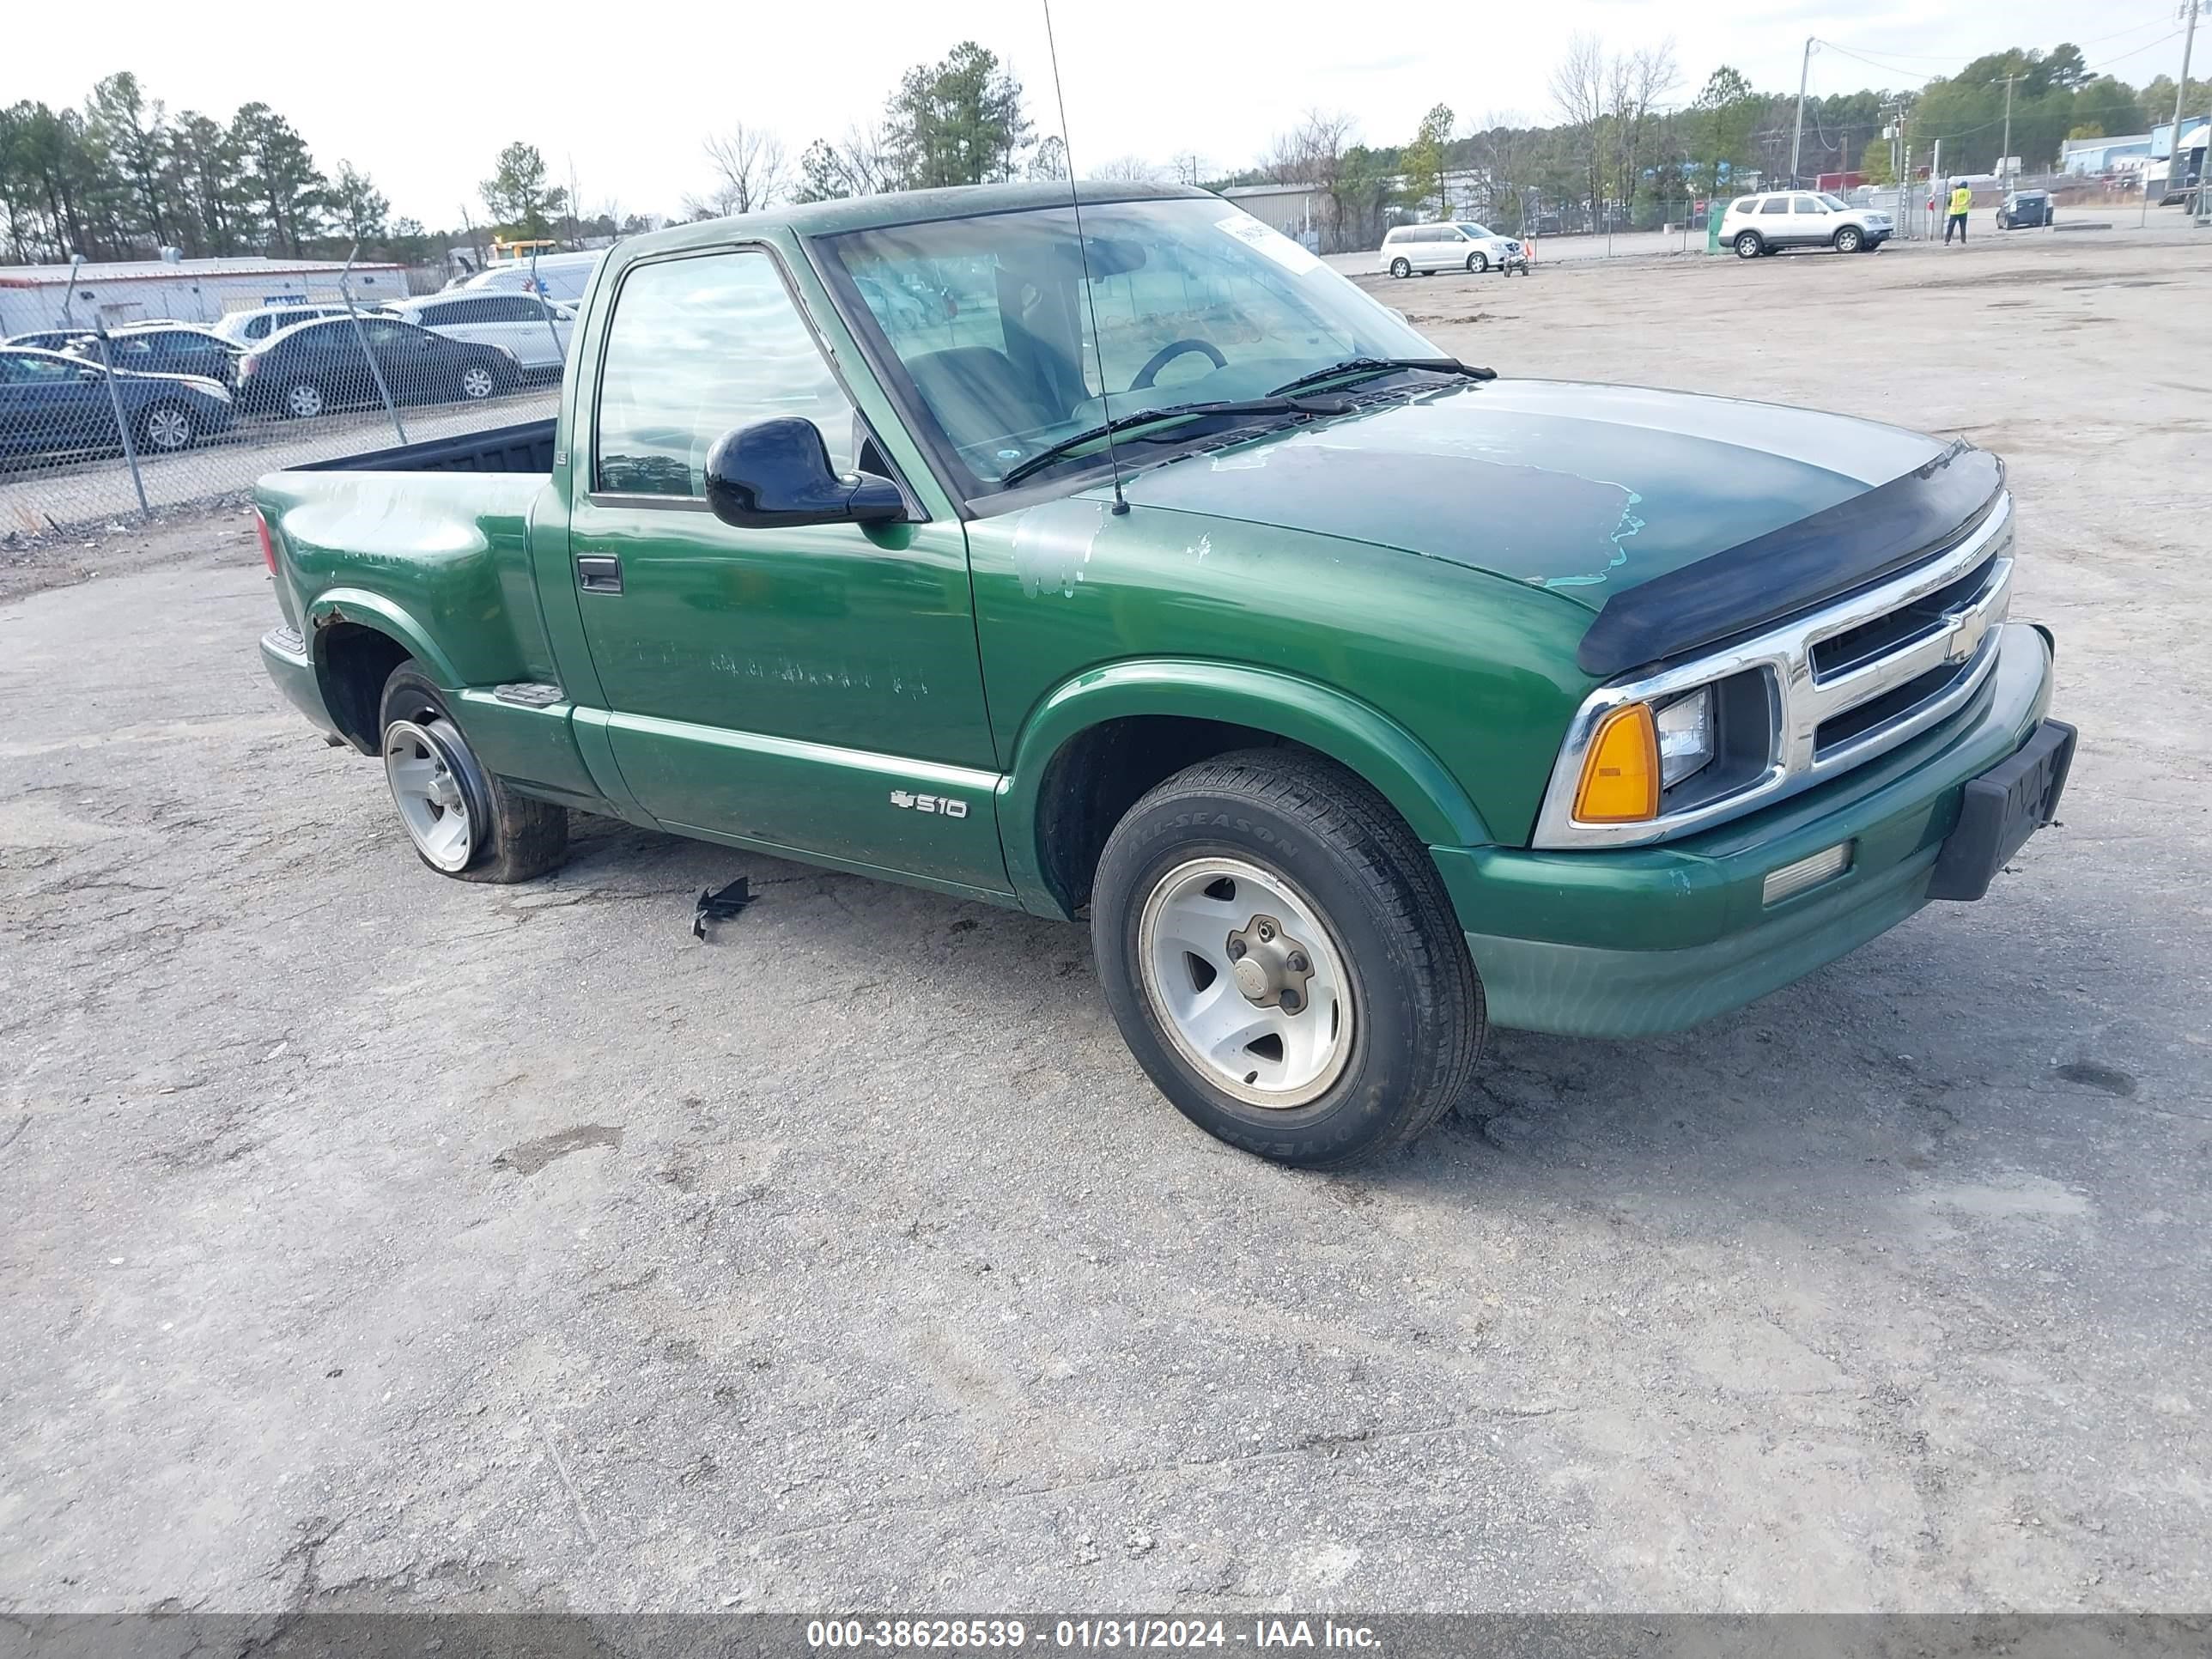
303, 588, 463, 689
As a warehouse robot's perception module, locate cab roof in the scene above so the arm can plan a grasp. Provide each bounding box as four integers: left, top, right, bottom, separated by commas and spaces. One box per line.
617, 179, 1209, 261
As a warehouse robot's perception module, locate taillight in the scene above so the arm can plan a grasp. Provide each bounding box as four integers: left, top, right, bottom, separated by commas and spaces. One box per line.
238, 353, 258, 379
254, 509, 276, 574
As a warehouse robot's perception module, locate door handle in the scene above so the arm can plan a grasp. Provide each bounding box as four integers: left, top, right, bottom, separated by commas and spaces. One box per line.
575, 555, 623, 594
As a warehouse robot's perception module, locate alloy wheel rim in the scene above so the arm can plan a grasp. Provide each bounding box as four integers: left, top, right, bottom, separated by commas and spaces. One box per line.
146, 408, 191, 450
382, 720, 473, 871
462, 368, 495, 398
289, 384, 322, 417
1137, 856, 1355, 1109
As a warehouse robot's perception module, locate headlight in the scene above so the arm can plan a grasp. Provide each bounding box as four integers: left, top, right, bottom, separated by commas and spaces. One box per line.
1655, 687, 1715, 789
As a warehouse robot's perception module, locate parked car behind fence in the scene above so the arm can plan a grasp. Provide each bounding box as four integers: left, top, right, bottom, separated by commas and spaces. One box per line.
0, 346, 235, 464
381, 291, 574, 376
236, 316, 520, 420
64, 324, 245, 388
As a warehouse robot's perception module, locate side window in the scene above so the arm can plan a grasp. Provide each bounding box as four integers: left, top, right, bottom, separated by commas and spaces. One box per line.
1759, 198, 1790, 216
486, 296, 542, 322
1791, 195, 1821, 214
595, 249, 856, 499
416, 302, 456, 326
362, 319, 413, 346
244, 316, 270, 339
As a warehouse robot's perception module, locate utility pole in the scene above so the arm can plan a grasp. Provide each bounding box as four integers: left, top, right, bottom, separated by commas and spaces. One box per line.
2145, 0, 2203, 226
2173, 0, 2202, 222
1993, 72, 2024, 184
1790, 37, 1816, 186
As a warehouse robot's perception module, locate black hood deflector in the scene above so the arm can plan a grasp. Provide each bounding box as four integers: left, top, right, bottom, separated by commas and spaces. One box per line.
1575, 441, 2004, 678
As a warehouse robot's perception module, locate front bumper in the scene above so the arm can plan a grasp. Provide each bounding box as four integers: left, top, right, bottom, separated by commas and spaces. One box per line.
1433, 621, 2057, 1037
259, 625, 341, 739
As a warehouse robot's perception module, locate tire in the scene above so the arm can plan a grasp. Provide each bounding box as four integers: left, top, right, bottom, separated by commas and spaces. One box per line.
283, 380, 325, 420
138, 402, 195, 453
1833, 226, 1863, 253
1734, 230, 1763, 258
456, 363, 499, 402
377, 661, 568, 884
1389, 258, 1411, 278
1091, 749, 1484, 1169
1466, 252, 1489, 273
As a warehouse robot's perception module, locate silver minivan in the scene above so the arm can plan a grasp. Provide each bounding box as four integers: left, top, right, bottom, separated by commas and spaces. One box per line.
1377, 222, 1528, 277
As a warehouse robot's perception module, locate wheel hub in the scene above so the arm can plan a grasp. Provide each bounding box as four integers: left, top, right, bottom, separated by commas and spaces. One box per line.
1224, 915, 1316, 1012
1136, 856, 1354, 1109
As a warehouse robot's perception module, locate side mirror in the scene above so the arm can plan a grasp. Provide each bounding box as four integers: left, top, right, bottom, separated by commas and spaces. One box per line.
705, 417, 905, 530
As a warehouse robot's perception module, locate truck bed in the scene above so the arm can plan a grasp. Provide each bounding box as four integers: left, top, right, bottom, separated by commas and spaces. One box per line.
298, 419, 556, 476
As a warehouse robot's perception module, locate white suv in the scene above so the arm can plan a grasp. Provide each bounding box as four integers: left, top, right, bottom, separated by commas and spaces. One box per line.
1378, 222, 1529, 277
384, 291, 574, 374
1720, 191, 1892, 258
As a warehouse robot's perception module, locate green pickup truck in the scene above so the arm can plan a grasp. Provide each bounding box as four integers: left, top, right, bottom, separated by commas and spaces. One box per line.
256, 182, 2074, 1168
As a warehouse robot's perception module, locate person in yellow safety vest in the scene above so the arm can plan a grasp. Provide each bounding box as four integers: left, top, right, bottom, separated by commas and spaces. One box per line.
1945, 180, 1973, 245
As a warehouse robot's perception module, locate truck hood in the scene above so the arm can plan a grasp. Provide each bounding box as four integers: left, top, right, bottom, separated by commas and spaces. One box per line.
1109, 377, 1949, 605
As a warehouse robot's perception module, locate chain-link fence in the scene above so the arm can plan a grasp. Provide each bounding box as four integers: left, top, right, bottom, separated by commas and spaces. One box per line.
1, 267, 569, 538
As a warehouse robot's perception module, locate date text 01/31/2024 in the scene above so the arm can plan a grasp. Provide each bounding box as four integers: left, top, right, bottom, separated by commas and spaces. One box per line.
805, 1618, 1382, 1650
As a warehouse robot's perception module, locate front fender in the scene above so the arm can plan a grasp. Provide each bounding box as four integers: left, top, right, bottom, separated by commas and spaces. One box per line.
1000, 659, 1492, 916
303, 588, 465, 689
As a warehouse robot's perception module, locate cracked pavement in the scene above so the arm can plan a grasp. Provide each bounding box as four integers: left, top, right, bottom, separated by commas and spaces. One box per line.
2, 233, 2209, 1616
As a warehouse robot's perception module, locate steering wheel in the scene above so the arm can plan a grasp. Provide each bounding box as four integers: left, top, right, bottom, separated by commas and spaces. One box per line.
1131, 337, 1227, 390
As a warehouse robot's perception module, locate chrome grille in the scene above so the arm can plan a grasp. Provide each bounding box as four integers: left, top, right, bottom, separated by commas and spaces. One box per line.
1534, 493, 2015, 848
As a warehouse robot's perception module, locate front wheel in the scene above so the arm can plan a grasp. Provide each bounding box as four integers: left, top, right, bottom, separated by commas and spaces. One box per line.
1466, 252, 1489, 273
138, 402, 196, 453
1734, 230, 1763, 258
1389, 258, 1411, 278
283, 380, 326, 420
378, 662, 568, 883
1833, 226, 1863, 253
1091, 749, 1484, 1168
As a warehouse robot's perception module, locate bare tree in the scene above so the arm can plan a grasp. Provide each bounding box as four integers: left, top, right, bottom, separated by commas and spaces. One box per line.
1549, 32, 1609, 224
1092, 155, 1162, 182
689, 122, 787, 219
1169, 151, 1208, 186
1608, 41, 1679, 224
1472, 112, 1532, 232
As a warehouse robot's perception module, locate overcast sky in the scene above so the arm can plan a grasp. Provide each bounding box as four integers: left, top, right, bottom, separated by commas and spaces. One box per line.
4, 0, 2197, 224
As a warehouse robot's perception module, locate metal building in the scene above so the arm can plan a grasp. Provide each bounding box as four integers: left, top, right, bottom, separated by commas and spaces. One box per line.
0, 255, 408, 338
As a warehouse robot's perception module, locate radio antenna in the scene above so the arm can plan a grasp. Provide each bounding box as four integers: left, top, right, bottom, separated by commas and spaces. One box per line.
1040, 0, 1130, 514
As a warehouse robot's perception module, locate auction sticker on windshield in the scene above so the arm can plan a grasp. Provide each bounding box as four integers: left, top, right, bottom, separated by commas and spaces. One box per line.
1216, 215, 1323, 274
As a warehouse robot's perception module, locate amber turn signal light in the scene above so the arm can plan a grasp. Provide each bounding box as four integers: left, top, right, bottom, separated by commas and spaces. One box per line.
1573, 702, 1661, 823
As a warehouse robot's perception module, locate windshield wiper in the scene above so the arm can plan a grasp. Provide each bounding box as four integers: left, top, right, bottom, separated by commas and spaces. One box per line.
1267, 356, 1495, 397
997, 396, 1345, 489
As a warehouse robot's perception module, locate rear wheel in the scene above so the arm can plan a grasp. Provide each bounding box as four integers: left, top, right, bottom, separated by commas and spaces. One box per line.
1833, 225, 1863, 253
138, 402, 195, 453
283, 380, 325, 420
1389, 257, 1411, 278
1734, 230, 1763, 258
377, 662, 567, 883
1091, 749, 1484, 1169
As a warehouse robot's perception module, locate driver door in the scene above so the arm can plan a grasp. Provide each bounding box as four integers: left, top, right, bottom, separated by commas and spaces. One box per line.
565, 244, 1007, 893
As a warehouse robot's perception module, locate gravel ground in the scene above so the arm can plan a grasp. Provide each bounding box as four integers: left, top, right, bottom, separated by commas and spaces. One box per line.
2, 229, 2208, 1619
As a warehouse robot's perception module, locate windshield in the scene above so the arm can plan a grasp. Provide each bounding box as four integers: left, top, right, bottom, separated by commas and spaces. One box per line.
1818, 193, 1851, 211
1455, 223, 1495, 238
817, 195, 1437, 495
